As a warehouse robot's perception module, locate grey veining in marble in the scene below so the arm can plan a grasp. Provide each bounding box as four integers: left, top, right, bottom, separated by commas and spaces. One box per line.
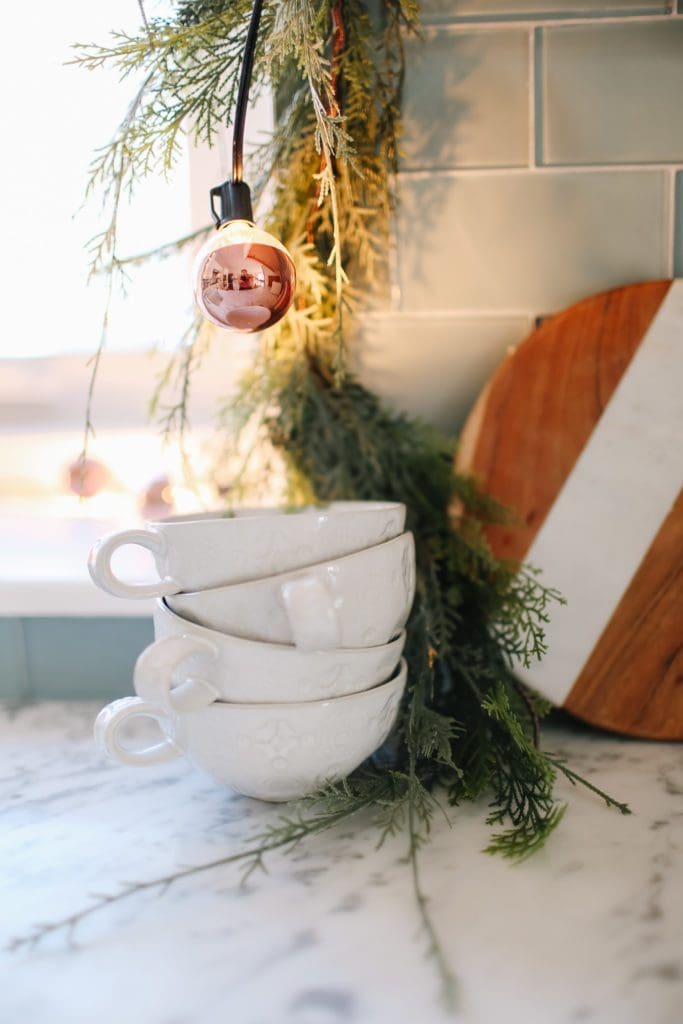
1, 701, 682, 1024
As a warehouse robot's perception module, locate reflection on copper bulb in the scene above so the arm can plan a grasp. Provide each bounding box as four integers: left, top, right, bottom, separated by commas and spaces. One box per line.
193, 220, 296, 332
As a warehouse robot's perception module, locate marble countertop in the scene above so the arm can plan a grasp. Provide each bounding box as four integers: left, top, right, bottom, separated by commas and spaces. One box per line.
1, 701, 681, 1024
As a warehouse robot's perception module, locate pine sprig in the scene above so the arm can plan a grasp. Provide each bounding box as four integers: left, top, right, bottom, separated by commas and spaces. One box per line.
8, 791, 379, 952
493, 567, 567, 670
73, 2, 267, 276
549, 757, 632, 816
482, 682, 562, 854
484, 805, 567, 861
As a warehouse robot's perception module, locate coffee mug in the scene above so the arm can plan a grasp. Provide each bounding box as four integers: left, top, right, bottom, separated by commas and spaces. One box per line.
136, 599, 406, 711
166, 531, 415, 651
95, 660, 407, 802
88, 502, 405, 599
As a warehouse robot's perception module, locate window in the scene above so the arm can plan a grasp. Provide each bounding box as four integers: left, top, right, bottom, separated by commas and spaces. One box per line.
0, 2, 272, 613
0, 1, 197, 360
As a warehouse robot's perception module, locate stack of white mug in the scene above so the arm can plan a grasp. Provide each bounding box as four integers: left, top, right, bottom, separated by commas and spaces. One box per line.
89, 502, 415, 802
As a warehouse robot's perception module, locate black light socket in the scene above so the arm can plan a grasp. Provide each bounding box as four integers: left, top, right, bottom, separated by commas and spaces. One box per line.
210, 180, 254, 227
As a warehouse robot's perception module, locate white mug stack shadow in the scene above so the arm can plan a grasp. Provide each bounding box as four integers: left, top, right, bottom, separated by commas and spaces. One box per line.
90, 502, 415, 801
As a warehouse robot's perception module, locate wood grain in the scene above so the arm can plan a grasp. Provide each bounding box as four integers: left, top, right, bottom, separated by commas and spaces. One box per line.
564, 489, 683, 740
456, 280, 682, 739
456, 280, 672, 561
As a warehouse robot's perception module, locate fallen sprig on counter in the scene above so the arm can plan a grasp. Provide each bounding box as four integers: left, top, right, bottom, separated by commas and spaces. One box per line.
9, 750, 629, 1010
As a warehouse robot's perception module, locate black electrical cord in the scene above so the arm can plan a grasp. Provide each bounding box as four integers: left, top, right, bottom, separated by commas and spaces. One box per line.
232, 0, 263, 184
209, 0, 263, 225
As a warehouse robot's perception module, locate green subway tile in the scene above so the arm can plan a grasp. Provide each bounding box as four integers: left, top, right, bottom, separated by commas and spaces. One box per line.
421, 0, 670, 22
396, 170, 668, 312
21, 617, 153, 700
401, 30, 529, 170
0, 619, 30, 699
354, 315, 533, 433
543, 23, 683, 165
675, 172, 683, 278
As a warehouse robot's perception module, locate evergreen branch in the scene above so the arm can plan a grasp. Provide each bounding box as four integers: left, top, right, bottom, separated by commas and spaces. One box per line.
510, 678, 541, 749
107, 226, 212, 272
153, 315, 206, 444
407, 789, 458, 1010
79, 260, 117, 471
136, 0, 153, 45
481, 682, 562, 856
484, 804, 567, 861
548, 756, 632, 816
492, 567, 566, 670
9, 842, 279, 952
8, 792, 377, 952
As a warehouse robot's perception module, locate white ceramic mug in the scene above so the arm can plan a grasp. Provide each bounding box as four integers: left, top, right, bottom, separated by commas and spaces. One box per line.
166, 531, 416, 651
87, 502, 406, 599
136, 600, 405, 711
95, 660, 407, 802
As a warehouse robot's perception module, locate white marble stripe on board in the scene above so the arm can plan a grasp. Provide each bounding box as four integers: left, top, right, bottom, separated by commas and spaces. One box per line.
518, 279, 683, 705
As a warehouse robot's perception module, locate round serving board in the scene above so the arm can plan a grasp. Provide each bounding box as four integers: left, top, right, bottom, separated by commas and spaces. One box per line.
456, 280, 683, 740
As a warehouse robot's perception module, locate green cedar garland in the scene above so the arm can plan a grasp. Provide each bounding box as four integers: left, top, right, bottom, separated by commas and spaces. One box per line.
62, 0, 630, 997
73, 0, 630, 867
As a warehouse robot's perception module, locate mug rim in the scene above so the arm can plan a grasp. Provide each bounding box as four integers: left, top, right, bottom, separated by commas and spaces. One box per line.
157, 598, 407, 656
177, 657, 407, 713
147, 500, 405, 528
169, 530, 414, 599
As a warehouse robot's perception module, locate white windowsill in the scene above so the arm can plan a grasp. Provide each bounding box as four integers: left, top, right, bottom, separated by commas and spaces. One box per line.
0, 579, 153, 618
0, 515, 154, 618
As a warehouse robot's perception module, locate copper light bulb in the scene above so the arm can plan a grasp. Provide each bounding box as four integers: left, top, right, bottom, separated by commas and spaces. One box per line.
193, 219, 296, 333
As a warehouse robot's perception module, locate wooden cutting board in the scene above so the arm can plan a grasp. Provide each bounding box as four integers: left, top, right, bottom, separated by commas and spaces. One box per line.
456, 280, 683, 740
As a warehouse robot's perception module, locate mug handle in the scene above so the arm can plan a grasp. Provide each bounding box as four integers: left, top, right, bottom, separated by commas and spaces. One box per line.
94, 697, 183, 767
134, 634, 220, 712
280, 573, 342, 651
88, 528, 181, 599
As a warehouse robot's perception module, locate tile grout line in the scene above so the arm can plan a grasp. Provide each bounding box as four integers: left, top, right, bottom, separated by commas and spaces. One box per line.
14, 619, 32, 701
388, 218, 402, 313
363, 309, 534, 320
667, 167, 677, 277
528, 27, 536, 168
533, 28, 544, 168
399, 164, 683, 179
419, 13, 683, 35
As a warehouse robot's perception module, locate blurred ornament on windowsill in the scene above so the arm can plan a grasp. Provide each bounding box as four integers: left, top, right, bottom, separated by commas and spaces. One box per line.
140, 475, 174, 520
67, 457, 110, 498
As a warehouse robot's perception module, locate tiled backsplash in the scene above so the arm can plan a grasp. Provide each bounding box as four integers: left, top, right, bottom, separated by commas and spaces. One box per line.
542, 22, 683, 163
396, 170, 669, 309
356, 4, 683, 433
420, 1, 672, 24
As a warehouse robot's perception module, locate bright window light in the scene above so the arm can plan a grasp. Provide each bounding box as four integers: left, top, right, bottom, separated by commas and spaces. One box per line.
0, 1, 192, 359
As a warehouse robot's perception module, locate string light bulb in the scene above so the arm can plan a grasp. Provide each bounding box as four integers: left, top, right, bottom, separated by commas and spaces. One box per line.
193, 208, 296, 333
193, 0, 296, 334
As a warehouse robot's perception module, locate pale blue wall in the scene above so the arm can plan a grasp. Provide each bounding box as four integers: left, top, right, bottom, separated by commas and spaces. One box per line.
357, 3, 683, 432
0, 618, 153, 701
